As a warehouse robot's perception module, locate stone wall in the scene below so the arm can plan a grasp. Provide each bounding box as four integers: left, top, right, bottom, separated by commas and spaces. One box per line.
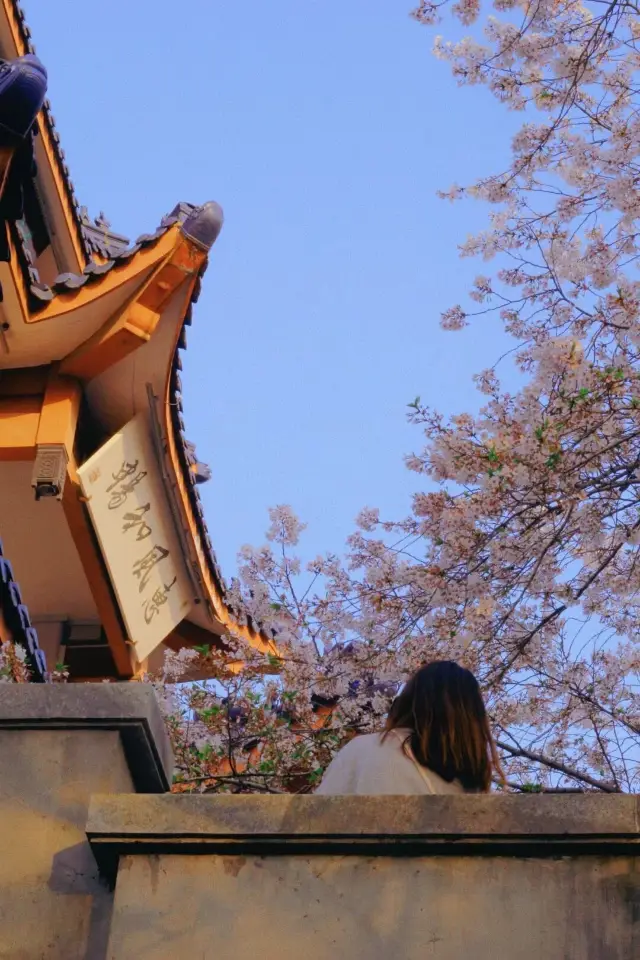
89, 793, 640, 960
1, 685, 639, 959
0, 685, 172, 960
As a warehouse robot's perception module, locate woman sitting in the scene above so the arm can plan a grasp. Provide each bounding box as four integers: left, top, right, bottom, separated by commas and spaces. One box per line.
315, 660, 503, 795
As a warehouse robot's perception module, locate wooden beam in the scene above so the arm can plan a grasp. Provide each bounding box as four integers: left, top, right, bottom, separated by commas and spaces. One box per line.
0, 366, 50, 398
61, 458, 134, 679
36, 369, 81, 453
0, 395, 40, 460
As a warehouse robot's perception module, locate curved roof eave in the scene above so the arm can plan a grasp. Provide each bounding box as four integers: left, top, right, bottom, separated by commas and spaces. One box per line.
40, 199, 279, 659
13, 207, 192, 319
162, 203, 278, 655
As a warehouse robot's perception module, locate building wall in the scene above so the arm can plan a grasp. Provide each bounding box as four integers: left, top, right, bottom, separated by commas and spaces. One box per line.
107, 851, 638, 960
91, 793, 640, 960
0, 729, 132, 960
0, 685, 172, 960
1, 686, 639, 960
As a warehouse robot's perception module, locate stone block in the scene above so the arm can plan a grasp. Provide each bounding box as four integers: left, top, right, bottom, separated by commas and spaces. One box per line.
85, 795, 640, 960
0, 684, 173, 960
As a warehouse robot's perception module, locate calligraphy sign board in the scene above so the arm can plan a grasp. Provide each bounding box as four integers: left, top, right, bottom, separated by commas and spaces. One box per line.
77, 414, 194, 661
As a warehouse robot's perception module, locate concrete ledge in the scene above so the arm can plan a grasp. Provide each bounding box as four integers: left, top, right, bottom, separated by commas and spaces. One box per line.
87, 794, 640, 883
88, 793, 640, 837
0, 683, 173, 792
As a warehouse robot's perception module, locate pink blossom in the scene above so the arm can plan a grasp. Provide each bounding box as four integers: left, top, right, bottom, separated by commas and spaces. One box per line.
266, 505, 307, 546
440, 305, 468, 330
356, 507, 380, 531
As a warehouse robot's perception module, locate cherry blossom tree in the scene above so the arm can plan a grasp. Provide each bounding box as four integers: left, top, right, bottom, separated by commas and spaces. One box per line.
154, 0, 640, 795
0, 639, 31, 683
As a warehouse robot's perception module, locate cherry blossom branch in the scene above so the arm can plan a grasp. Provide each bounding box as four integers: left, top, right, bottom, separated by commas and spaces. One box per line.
496, 740, 620, 792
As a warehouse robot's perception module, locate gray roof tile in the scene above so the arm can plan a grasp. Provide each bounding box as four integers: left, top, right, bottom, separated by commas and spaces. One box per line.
9, 11, 91, 260
15, 203, 199, 310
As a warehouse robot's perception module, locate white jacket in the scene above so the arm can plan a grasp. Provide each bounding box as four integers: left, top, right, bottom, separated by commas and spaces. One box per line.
315, 728, 465, 795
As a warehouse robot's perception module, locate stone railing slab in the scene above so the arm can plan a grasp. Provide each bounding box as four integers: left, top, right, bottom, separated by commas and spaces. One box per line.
87, 793, 640, 884
89, 794, 640, 959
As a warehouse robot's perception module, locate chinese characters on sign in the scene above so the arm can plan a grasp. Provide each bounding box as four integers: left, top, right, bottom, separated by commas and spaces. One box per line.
77, 415, 194, 661
106, 460, 148, 510
122, 502, 152, 541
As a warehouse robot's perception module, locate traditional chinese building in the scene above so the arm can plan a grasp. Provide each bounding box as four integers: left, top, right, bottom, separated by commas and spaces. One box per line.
0, 1, 272, 681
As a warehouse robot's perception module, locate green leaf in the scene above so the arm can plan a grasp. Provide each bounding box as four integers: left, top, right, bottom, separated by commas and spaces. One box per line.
200, 706, 221, 720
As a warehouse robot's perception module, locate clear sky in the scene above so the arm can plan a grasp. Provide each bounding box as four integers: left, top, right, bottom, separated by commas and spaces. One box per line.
26, 0, 518, 575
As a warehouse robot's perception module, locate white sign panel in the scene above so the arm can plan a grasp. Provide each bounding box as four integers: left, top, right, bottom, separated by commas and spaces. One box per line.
77, 414, 194, 661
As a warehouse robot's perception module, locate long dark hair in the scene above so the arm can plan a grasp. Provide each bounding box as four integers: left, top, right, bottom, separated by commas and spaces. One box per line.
383, 661, 503, 793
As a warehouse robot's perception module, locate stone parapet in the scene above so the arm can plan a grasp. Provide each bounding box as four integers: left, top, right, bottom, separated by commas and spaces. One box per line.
0, 684, 173, 960
0, 683, 174, 792
87, 794, 640, 960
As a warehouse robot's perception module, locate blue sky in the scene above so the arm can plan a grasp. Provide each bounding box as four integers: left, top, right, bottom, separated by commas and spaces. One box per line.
26, 0, 518, 575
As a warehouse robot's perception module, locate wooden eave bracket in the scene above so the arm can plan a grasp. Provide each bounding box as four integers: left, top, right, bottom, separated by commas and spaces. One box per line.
59, 232, 208, 381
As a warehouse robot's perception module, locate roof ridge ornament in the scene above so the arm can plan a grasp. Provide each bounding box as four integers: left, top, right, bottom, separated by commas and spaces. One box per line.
0, 53, 48, 264
180, 201, 224, 251
0, 54, 47, 143
79, 206, 130, 258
